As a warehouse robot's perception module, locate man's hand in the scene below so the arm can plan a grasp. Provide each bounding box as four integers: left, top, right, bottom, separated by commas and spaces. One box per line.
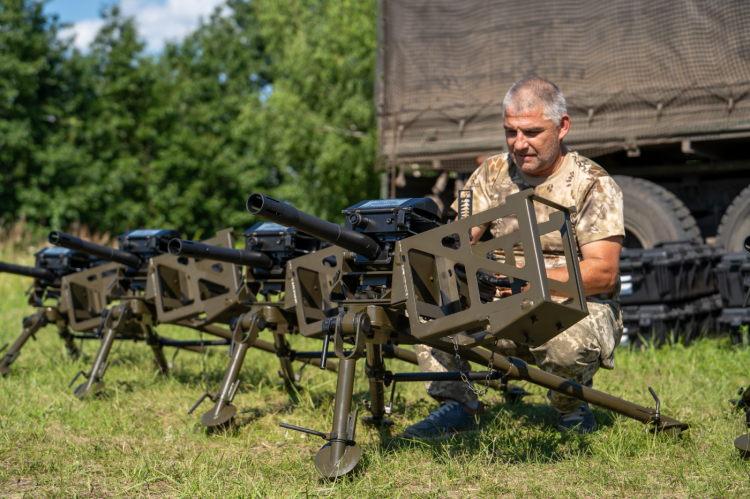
546, 236, 622, 296
467, 222, 489, 244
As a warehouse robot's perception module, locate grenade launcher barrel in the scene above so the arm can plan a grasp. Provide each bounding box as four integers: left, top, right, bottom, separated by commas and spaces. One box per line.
0, 261, 56, 281
167, 239, 274, 270
48, 231, 142, 268
247, 193, 381, 260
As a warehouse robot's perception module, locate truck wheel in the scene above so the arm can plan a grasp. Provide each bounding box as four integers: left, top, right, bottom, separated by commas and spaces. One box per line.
612, 176, 701, 249
717, 184, 750, 252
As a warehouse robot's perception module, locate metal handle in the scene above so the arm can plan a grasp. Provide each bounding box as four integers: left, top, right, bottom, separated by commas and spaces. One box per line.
648, 387, 661, 421
188, 393, 215, 414
385, 381, 397, 415
320, 334, 331, 370
279, 423, 328, 439
68, 370, 88, 387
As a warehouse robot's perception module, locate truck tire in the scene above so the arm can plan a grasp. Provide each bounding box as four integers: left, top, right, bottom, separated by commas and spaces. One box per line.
612, 176, 701, 249
717, 184, 750, 252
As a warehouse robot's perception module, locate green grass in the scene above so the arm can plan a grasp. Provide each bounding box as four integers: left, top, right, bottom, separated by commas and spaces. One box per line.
2, 259, 750, 497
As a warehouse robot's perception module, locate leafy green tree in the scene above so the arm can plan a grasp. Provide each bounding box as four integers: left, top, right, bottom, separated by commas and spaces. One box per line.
146, 0, 272, 236
2, 0, 381, 236
9, 5, 171, 234
237, 0, 380, 222
0, 0, 70, 226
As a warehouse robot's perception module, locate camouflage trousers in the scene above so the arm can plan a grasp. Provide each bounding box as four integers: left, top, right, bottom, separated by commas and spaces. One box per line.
413, 300, 623, 413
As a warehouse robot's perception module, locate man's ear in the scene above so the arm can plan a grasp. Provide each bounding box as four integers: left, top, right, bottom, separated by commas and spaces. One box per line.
558, 114, 571, 141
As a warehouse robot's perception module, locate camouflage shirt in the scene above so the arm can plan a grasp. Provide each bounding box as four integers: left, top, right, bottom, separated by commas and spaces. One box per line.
450, 148, 625, 297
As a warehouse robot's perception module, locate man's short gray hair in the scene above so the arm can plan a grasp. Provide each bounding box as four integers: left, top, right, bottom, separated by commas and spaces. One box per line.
502, 77, 567, 126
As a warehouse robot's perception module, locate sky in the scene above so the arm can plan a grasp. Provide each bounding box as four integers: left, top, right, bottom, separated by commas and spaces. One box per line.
45, 0, 225, 53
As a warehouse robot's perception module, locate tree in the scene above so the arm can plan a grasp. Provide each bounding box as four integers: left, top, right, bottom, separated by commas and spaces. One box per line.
146, 0, 273, 235
0, 0, 70, 226
1, 0, 381, 236
236, 0, 380, 222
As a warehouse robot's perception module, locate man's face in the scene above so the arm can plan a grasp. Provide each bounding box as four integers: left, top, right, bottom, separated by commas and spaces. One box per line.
504, 106, 567, 175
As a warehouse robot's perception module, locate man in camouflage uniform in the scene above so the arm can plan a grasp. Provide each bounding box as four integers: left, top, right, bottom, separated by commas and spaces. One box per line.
404, 77, 624, 438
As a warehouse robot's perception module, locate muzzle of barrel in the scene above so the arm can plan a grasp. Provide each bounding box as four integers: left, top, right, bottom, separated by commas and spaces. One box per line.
0, 261, 56, 281
168, 239, 273, 270
48, 231, 142, 268
247, 193, 381, 260
744, 235, 750, 255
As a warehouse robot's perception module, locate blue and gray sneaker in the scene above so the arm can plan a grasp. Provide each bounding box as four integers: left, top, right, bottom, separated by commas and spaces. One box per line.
402, 400, 486, 439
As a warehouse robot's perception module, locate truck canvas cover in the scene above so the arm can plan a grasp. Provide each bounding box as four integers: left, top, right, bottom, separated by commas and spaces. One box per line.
377, 0, 750, 169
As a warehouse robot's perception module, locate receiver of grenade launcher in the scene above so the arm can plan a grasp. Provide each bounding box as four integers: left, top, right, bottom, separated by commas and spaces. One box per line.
1, 247, 89, 285
247, 194, 519, 300
0, 247, 98, 375
0, 247, 97, 287
169, 222, 327, 275
243, 222, 326, 269
49, 229, 180, 272
245, 194, 431, 263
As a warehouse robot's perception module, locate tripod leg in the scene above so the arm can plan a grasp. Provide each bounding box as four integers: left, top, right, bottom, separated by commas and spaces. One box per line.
197, 311, 265, 429
55, 322, 80, 359
273, 331, 299, 391
314, 358, 361, 478
200, 341, 251, 428
143, 325, 169, 374
0, 310, 47, 377
361, 344, 393, 427
71, 303, 134, 399
73, 326, 116, 399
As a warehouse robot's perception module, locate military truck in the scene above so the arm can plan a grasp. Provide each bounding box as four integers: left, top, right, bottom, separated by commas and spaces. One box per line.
375, 0, 750, 250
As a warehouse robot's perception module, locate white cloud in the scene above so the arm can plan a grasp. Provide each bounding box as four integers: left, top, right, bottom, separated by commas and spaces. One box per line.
64, 0, 226, 53
61, 18, 105, 51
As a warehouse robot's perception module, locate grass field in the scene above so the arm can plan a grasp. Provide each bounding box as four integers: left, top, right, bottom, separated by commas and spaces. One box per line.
1, 251, 750, 498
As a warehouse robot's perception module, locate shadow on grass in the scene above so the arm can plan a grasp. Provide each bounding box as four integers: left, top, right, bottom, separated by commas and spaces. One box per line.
361, 398, 606, 467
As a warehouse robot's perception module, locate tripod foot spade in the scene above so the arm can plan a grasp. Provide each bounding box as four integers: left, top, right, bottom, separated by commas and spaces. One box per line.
314, 442, 361, 479
645, 387, 688, 437
504, 384, 530, 404
276, 381, 303, 392
735, 434, 750, 460
201, 403, 237, 428
359, 416, 394, 427
74, 380, 105, 399
0, 364, 11, 377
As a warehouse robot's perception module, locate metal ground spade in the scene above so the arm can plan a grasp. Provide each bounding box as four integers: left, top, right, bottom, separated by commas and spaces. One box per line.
732, 235, 750, 460
197, 312, 266, 429
735, 432, 750, 460
734, 388, 750, 460
735, 424, 750, 460
732, 389, 750, 459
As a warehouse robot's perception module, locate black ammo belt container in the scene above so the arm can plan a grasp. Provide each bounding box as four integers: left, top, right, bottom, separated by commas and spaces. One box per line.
619, 243, 723, 306
717, 308, 750, 344
715, 252, 750, 308
623, 294, 723, 347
